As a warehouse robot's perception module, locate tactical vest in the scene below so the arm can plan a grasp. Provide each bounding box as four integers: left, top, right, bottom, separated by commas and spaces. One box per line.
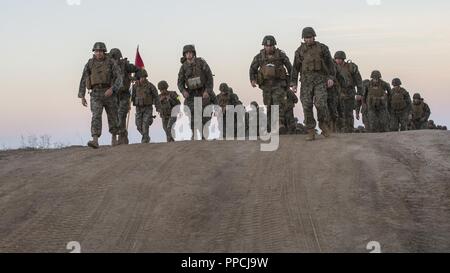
258, 49, 288, 81
159, 91, 177, 116
135, 81, 153, 106
337, 62, 354, 88
412, 102, 424, 120
367, 82, 386, 109
390, 87, 407, 111
299, 42, 324, 74
88, 57, 112, 87
183, 58, 206, 91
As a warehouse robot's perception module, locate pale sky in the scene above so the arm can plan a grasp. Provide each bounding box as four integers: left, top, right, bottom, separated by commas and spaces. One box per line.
1, 0, 450, 148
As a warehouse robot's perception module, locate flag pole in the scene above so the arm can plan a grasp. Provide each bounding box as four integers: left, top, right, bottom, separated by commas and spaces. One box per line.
126, 45, 139, 132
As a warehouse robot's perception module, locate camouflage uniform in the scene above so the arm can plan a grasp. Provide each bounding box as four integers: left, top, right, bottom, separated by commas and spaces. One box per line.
363, 71, 391, 132
427, 120, 437, 130
356, 79, 371, 131
249, 36, 292, 134
217, 83, 243, 138
109, 48, 139, 144
334, 51, 363, 133
326, 68, 342, 133
158, 81, 181, 142
78, 42, 123, 147
285, 90, 299, 134
177, 45, 214, 139
131, 69, 161, 143
411, 93, 431, 130
388, 78, 412, 131
291, 28, 336, 138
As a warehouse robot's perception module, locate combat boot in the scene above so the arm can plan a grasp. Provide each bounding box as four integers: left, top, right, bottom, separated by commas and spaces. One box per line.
111, 134, 118, 146
87, 136, 99, 149
142, 135, 150, 144
305, 129, 316, 141
320, 122, 331, 138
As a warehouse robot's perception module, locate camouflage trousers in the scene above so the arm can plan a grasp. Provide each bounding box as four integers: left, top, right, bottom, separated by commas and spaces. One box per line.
117, 91, 131, 136
327, 87, 339, 131
338, 95, 356, 133
162, 115, 176, 142
390, 111, 409, 131
135, 105, 154, 141
411, 119, 427, 130
184, 94, 212, 139
261, 82, 287, 131
368, 106, 389, 132
90, 89, 119, 137
284, 108, 296, 134
361, 103, 370, 131
300, 78, 329, 130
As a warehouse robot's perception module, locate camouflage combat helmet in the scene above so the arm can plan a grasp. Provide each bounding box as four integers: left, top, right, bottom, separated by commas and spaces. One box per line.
413, 93, 422, 100
443, 126, 448, 130
392, 78, 402, 86
370, 70, 382, 79
92, 42, 107, 52
109, 48, 122, 60
136, 69, 148, 79
262, 35, 277, 46
334, 51, 347, 60
158, 80, 169, 90
183, 44, 196, 56
219, 83, 229, 92
250, 101, 259, 108
302, 27, 316, 38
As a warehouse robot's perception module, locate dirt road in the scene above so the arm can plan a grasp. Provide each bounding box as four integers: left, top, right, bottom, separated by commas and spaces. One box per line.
0, 130, 449, 252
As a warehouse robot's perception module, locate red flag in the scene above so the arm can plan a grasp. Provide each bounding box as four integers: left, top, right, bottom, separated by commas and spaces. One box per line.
135, 45, 145, 69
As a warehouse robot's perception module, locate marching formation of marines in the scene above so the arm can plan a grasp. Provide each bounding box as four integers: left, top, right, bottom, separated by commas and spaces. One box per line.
78, 27, 446, 148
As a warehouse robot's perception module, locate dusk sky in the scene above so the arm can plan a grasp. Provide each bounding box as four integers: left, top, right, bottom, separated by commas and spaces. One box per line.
1, 0, 449, 148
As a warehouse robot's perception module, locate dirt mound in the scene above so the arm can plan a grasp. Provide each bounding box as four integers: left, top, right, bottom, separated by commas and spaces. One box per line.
0, 130, 449, 252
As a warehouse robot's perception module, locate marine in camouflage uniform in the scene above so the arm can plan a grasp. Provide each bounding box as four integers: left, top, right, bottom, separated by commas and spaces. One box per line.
285, 90, 299, 134
177, 45, 214, 140
410, 93, 431, 130
326, 63, 343, 133
334, 51, 363, 133
363, 70, 391, 132
217, 83, 243, 138
157, 81, 181, 142
356, 79, 371, 131
388, 78, 412, 131
78, 42, 123, 149
290, 27, 336, 140
131, 69, 161, 143
249, 35, 292, 134
109, 48, 139, 145
427, 120, 437, 130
